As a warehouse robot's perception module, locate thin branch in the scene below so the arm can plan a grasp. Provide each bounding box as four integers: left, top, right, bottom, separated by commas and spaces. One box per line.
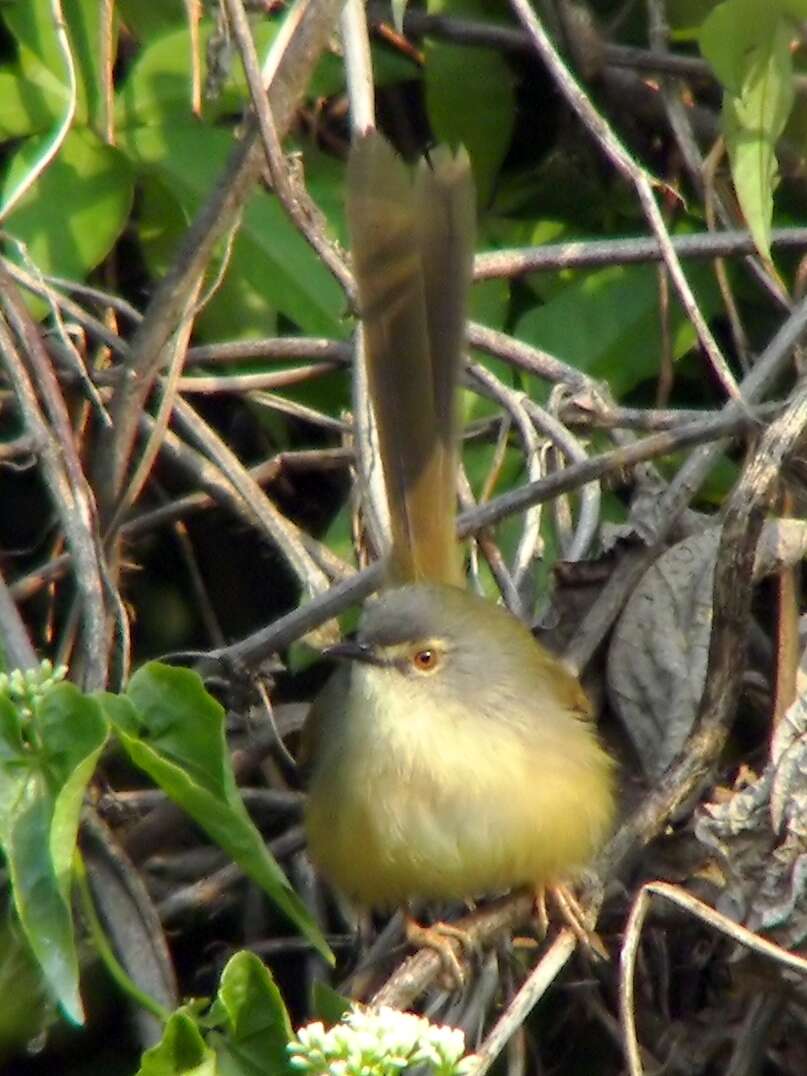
176, 362, 342, 393
0, 263, 108, 689
470, 932, 578, 1076
468, 322, 591, 391
509, 0, 741, 401
187, 337, 352, 365
601, 374, 807, 881
525, 392, 600, 562
466, 362, 546, 602
93, 0, 346, 518
0, 567, 38, 671
169, 396, 332, 600
620, 882, 807, 1076
213, 403, 759, 669
223, 0, 354, 301
342, 0, 377, 133
473, 228, 807, 279
565, 292, 807, 672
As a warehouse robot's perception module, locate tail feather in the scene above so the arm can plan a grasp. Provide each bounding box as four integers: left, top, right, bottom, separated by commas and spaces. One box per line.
346, 133, 475, 586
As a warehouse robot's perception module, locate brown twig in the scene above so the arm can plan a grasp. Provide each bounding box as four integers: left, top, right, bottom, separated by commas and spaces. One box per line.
0, 263, 109, 689
222, 0, 355, 301
564, 293, 807, 673
473, 228, 807, 280
214, 402, 760, 670
509, 0, 741, 402
93, 0, 346, 520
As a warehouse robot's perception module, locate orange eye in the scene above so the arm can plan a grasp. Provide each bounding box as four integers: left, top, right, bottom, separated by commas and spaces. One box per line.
412, 649, 438, 671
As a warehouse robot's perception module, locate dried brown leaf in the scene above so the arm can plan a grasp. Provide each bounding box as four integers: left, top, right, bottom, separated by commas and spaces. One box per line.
695, 681, 807, 950
606, 519, 807, 777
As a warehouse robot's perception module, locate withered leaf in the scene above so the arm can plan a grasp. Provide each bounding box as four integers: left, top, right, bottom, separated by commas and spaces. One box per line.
606, 519, 807, 777
695, 685, 807, 950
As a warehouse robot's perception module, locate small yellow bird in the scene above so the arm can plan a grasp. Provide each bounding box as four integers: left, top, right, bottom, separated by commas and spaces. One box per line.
303, 132, 614, 967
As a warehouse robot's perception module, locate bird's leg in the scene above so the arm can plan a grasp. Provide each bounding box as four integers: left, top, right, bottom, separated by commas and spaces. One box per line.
533, 884, 608, 960
403, 911, 475, 986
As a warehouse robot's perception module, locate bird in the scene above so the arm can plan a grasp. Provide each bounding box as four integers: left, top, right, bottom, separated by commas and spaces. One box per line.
302, 130, 615, 976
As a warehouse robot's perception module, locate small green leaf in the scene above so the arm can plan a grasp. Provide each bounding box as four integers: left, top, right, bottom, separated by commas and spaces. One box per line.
515, 263, 719, 398
0, 685, 107, 1024
391, 0, 410, 33
311, 980, 352, 1025
137, 1009, 216, 1076
101, 663, 332, 964
39, 686, 109, 895
214, 951, 294, 1076
723, 19, 793, 263
699, 0, 795, 262
2, 128, 134, 285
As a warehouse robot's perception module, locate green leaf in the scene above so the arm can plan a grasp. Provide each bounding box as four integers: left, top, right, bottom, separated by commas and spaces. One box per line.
39, 685, 109, 896
391, 0, 410, 33
137, 1009, 216, 1076
117, 122, 343, 338
116, 20, 279, 129
213, 951, 294, 1076
0, 685, 107, 1024
116, 16, 416, 128
311, 980, 351, 1025
425, 0, 514, 205
723, 19, 793, 263
0, 920, 50, 1057
699, 0, 795, 261
777, 0, 807, 16
699, 0, 772, 95
101, 663, 332, 964
0, 59, 69, 139
117, 0, 189, 41
515, 263, 719, 398
2, 0, 109, 128
2, 127, 134, 284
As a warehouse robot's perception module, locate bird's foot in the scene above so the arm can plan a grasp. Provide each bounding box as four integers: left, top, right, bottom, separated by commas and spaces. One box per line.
404, 913, 475, 987
533, 883, 608, 960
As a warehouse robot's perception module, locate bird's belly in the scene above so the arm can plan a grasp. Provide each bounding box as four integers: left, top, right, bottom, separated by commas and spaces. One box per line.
305, 697, 613, 907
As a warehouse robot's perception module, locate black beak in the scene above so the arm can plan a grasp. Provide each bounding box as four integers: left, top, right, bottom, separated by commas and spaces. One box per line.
322, 640, 383, 666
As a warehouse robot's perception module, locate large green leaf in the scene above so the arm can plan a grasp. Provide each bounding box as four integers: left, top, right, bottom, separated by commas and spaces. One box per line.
116, 19, 417, 129
2, 127, 133, 282
515, 263, 719, 398
425, 0, 514, 205
212, 952, 294, 1076
2, 0, 108, 128
100, 663, 332, 963
117, 122, 344, 338
116, 21, 279, 129
0, 685, 107, 1024
117, 0, 189, 42
0, 58, 69, 139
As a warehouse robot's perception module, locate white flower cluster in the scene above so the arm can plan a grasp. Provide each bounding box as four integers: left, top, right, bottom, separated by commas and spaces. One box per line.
288, 1005, 476, 1076
0, 660, 68, 718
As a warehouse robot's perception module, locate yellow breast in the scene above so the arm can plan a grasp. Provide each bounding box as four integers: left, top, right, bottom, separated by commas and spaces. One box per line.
305, 663, 614, 908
